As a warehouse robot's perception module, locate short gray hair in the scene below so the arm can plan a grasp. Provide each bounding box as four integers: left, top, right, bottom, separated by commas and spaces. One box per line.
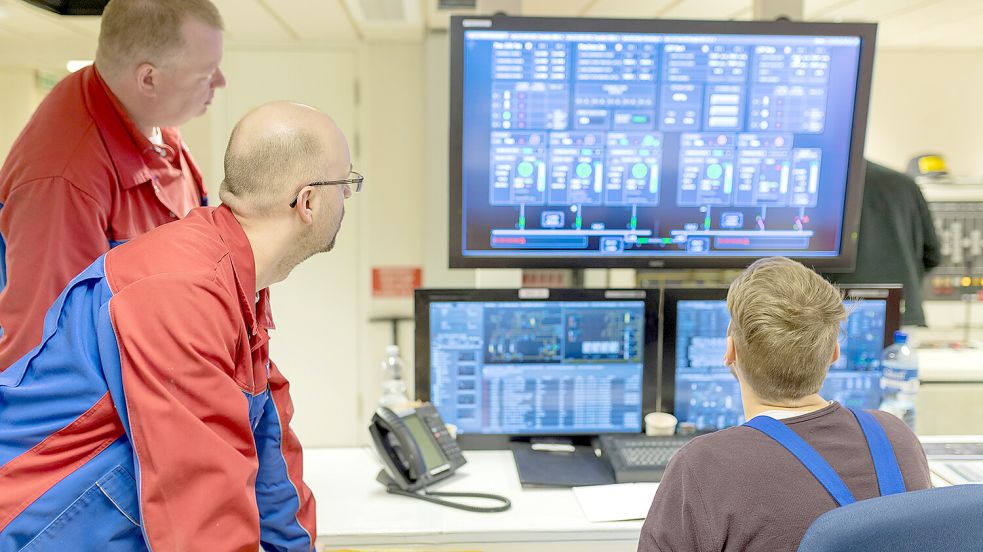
96, 0, 223, 78
726, 257, 847, 402
219, 123, 323, 215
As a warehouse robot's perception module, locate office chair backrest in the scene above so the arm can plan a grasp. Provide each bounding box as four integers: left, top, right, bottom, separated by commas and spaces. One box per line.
796, 485, 983, 552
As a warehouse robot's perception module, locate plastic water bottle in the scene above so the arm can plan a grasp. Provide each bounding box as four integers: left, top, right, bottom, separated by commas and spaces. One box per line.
879, 331, 919, 430
379, 345, 410, 409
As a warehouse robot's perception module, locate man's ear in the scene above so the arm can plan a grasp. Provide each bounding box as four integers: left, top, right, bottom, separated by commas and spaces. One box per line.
135, 63, 158, 98
724, 335, 737, 368
294, 187, 315, 224
831, 340, 841, 365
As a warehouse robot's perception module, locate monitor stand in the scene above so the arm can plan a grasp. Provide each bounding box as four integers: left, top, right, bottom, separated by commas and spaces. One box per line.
509, 436, 616, 487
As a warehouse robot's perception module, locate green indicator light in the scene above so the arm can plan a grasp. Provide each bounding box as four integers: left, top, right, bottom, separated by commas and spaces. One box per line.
642, 134, 656, 146
630, 216, 638, 229
638, 237, 649, 244
631, 115, 649, 123
706, 164, 723, 180
519, 216, 526, 228
517, 161, 535, 178
581, 148, 593, 155
704, 217, 711, 229
631, 163, 648, 179
576, 163, 592, 179
576, 216, 583, 229
522, 147, 533, 154
661, 238, 673, 245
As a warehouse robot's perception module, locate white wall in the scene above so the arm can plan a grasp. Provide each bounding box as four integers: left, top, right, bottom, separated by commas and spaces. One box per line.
865, 49, 983, 177
0, 68, 42, 163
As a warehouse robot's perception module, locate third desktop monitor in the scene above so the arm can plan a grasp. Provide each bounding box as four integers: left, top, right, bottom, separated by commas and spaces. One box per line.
662, 285, 902, 431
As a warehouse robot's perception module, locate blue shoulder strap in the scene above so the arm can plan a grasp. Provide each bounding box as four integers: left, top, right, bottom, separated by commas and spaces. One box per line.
744, 415, 857, 507
848, 408, 907, 497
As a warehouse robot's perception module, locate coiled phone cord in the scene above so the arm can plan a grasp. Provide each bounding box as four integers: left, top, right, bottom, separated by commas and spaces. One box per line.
384, 484, 512, 513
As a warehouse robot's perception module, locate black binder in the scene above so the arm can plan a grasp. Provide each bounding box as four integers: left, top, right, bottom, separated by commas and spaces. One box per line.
510, 442, 616, 487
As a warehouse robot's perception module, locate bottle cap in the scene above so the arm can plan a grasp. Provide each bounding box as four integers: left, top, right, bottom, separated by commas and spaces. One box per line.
677, 422, 697, 436
894, 330, 908, 345
386, 345, 400, 356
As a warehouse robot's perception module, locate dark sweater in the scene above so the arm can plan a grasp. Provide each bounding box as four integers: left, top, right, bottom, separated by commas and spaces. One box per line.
825, 161, 940, 326
636, 403, 932, 552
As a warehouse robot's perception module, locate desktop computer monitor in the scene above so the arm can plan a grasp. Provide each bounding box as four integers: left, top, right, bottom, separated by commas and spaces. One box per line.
661, 284, 902, 431
449, 15, 878, 270
415, 288, 659, 448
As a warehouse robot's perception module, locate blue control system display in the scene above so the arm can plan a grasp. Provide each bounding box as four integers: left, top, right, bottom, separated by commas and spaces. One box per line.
674, 299, 887, 430
458, 26, 866, 262
428, 300, 646, 435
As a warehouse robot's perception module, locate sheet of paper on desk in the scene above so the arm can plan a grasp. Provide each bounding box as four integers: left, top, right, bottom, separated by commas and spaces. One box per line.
931, 461, 983, 485
572, 482, 660, 522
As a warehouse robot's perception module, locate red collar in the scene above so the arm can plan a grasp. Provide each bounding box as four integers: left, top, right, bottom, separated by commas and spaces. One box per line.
212, 205, 275, 334
81, 66, 167, 190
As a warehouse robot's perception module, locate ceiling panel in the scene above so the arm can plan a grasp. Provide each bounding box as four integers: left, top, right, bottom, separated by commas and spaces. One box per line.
807, 0, 943, 22
342, 0, 423, 41
804, 0, 855, 17
211, 0, 295, 44
582, 0, 678, 18
269, 0, 358, 42
660, 0, 749, 20
521, 0, 591, 16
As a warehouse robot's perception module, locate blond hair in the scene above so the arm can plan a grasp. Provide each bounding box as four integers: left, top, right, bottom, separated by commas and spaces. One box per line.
726, 257, 847, 402
95, 0, 223, 79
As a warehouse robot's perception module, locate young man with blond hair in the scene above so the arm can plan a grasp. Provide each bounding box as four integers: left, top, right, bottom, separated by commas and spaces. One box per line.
637, 257, 931, 552
0, 0, 226, 370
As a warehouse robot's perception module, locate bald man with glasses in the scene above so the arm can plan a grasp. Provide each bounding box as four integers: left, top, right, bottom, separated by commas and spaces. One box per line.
0, 101, 358, 551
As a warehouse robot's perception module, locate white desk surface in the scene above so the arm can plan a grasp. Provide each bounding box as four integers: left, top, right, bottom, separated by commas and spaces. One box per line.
307, 438, 983, 550
306, 447, 643, 550
917, 348, 983, 382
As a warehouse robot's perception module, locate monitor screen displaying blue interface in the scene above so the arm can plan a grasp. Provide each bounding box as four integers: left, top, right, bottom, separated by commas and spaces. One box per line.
673, 299, 887, 430
427, 299, 646, 435
451, 17, 875, 269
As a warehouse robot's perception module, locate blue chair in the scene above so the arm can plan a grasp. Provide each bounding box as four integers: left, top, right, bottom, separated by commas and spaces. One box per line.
797, 485, 983, 552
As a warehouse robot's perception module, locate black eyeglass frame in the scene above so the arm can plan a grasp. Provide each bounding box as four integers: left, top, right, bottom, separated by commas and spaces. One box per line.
289, 171, 363, 208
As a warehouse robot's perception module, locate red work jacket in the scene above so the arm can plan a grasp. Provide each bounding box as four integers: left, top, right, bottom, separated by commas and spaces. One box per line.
0, 65, 206, 369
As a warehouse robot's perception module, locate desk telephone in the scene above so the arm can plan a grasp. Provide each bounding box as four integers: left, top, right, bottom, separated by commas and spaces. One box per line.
369, 403, 511, 512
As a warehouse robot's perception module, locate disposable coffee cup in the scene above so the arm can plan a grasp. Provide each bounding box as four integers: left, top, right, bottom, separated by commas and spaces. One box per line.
645, 412, 678, 436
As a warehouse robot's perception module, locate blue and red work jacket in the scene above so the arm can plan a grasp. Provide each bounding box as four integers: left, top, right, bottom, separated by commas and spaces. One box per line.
0, 205, 316, 551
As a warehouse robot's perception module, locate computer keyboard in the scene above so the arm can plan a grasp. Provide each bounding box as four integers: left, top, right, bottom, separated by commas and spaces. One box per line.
599, 435, 693, 483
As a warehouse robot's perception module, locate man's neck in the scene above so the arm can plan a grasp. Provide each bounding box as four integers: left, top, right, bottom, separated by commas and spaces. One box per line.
98, 67, 155, 137
742, 388, 830, 420
235, 215, 294, 291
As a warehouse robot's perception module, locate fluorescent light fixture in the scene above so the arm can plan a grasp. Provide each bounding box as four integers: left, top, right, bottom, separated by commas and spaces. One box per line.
66, 59, 93, 72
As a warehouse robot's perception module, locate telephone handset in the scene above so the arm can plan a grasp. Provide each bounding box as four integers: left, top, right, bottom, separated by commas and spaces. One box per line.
369, 403, 510, 513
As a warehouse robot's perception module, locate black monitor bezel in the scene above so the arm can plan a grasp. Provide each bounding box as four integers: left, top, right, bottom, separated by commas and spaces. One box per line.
414, 288, 660, 449
660, 283, 903, 416
448, 15, 878, 271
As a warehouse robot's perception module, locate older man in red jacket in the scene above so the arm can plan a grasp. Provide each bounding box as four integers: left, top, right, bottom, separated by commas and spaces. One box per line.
0, 0, 226, 370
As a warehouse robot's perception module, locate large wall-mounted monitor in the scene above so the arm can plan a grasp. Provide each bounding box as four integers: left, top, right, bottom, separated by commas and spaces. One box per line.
449, 16, 877, 270
661, 284, 901, 431
415, 288, 659, 448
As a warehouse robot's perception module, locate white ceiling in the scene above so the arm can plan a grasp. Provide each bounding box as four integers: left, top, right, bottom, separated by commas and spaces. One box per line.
0, 0, 980, 69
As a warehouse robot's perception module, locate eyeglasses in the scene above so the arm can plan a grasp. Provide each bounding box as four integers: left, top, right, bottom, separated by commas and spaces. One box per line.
289, 171, 363, 208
